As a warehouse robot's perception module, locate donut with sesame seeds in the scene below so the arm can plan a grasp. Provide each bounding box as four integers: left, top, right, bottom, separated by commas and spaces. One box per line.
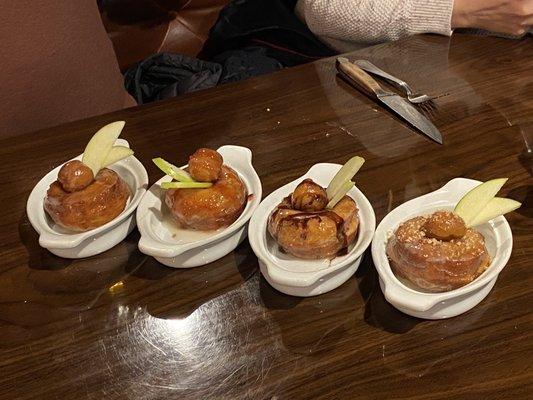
386, 211, 491, 292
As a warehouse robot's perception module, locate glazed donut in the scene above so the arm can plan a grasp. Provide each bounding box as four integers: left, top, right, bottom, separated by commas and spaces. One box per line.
45, 166, 130, 232
268, 179, 359, 259
386, 211, 491, 292
165, 165, 247, 230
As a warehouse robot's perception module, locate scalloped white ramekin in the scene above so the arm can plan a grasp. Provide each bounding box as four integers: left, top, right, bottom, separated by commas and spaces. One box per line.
137, 145, 262, 268
372, 178, 513, 319
27, 139, 148, 258
249, 163, 376, 297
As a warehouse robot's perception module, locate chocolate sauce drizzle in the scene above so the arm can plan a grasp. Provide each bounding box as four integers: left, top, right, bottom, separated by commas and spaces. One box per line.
274, 196, 349, 256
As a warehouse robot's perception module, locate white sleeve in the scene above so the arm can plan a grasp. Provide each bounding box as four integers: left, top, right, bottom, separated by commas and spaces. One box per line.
296, 0, 454, 49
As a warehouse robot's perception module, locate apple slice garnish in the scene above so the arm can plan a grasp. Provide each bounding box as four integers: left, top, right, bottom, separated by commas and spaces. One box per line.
324, 155, 364, 209
469, 197, 521, 227
82, 121, 125, 175
152, 158, 193, 182
326, 156, 365, 200
326, 181, 354, 209
160, 181, 213, 189
454, 178, 508, 226
101, 146, 134, 168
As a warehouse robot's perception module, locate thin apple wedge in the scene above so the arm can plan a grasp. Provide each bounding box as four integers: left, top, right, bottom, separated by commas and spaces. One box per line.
153, 158, 193, 182
454, 178, 508, 226
160, 181, 212, 189
468, 197, 521, 227
101, 146, 134, 168
327, 181, 354, 209
82, 121, 126, 175
326, 156, 365, 200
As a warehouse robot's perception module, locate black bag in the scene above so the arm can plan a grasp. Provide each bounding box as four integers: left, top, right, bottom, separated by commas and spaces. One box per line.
124, 53, 222, 104
124, 0, 336, 104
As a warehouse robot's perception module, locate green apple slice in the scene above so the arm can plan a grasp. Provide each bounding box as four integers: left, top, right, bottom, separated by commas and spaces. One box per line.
82, 121, 125, 175
469, 197, 521, 227
160, 181, 212, 189
153, 158, 193, 182
101, 146, 134, 168
454, 178, 508, 226
326, 156, 365, 200
326, 181, 354, 209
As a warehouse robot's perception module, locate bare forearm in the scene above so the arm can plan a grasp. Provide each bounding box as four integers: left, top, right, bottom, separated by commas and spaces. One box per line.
452, 0, 533, 36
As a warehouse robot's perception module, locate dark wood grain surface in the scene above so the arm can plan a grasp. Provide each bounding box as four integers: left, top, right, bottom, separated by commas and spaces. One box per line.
1, 34, 532, 400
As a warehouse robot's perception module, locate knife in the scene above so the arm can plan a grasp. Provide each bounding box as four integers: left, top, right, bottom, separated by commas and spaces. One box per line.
336, 57, 443, 144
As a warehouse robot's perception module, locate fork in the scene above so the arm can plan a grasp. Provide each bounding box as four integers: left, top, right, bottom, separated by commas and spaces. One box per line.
353, 59, 437, 115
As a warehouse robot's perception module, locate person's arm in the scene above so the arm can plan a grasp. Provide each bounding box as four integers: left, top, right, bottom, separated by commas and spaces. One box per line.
295, 0, 454, 48
296, 0, 533, 50
452, 0, 533, 36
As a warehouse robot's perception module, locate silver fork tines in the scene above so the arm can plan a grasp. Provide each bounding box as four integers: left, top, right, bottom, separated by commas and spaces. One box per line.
354, 59, 437, 117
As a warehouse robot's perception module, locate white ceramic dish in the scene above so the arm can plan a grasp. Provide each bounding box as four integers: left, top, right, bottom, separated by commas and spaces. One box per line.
249, 163, 376, 297
372, 178, 514, 319
137, 145, 262, 268
27, 139, 148, 259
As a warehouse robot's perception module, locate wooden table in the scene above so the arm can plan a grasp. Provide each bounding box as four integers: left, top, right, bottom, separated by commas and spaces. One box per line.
1, 34, 532, 400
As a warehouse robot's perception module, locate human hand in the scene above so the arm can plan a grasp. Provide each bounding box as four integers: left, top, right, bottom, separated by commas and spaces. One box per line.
452, 0, 533, 36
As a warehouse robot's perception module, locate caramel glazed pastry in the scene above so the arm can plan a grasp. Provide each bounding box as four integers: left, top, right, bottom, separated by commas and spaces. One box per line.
268, 179, 359, 259
165, 148, 247, 230
387, 211, 491, 292
44, 160, 131, 231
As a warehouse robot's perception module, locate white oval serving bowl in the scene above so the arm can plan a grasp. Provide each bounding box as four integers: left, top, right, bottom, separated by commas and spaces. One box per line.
27, 139, 149, 259
372, 178, 514, 320
137, 145, 262, 268
249, 163, 376, 297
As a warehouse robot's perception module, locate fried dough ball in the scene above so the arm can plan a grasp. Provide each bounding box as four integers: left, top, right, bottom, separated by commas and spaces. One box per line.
423, 211, 467, 241
58, 160, 94, 192
45, 168, 131, 232
387, 211, 491, 292
165, 165, 247, 230
188, 148, 223, 182
291, 179, 328, 212
268, 180, 359, 259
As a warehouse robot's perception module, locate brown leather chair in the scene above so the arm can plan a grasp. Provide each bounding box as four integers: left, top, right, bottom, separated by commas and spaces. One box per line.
1, 1, 134, 138
100, 0, 229, 71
